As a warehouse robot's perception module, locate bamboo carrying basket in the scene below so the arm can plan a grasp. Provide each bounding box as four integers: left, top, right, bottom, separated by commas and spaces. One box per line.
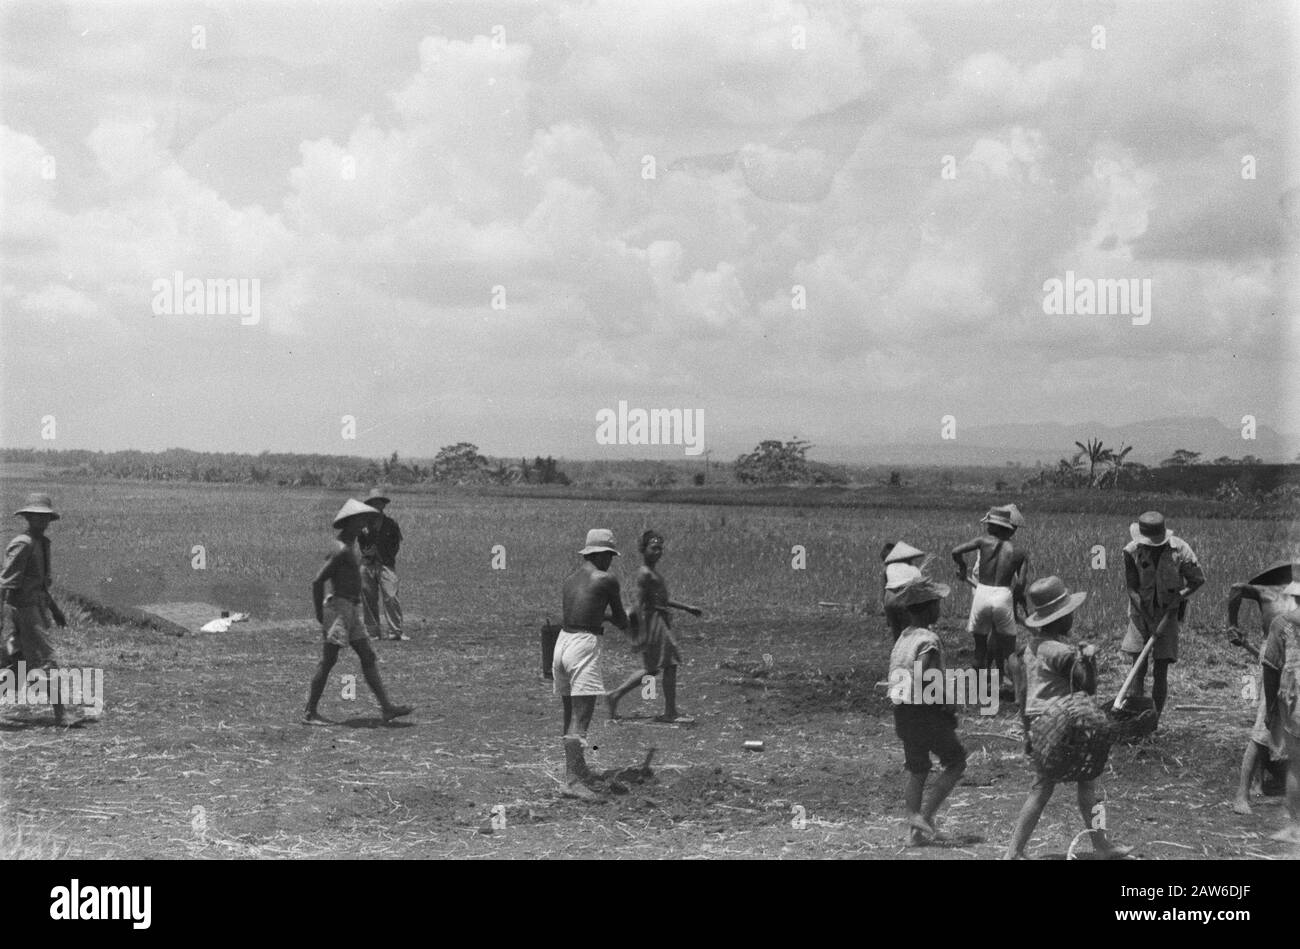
1028, 634, 1159, 781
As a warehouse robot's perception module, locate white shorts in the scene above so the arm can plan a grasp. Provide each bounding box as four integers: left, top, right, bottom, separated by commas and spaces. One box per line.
968, 584, 1016, 638
552, 630, 604, 696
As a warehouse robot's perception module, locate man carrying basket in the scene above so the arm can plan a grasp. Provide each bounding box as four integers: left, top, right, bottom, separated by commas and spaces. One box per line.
1005, 576, 1132, 860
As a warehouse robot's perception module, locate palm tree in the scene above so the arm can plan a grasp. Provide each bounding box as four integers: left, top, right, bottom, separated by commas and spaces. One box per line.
1100, 443, 1134, 489
1075, 438, 1108, 488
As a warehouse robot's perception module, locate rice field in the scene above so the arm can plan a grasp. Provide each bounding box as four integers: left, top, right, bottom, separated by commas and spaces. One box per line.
1, 476, 1297, 859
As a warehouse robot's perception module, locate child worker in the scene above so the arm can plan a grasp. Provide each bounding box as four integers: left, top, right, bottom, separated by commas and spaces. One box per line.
1004, 576, 1132, 859
303, 499, 413, 726
881, 541, 927, 641
606, 530, 703, 724
887, 577, 967, 846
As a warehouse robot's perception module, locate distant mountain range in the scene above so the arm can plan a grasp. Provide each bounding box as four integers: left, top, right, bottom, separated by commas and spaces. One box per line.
813, 417, 1300, 467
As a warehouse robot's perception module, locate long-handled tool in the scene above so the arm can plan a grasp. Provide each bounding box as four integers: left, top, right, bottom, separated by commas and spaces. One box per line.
1112, 633, 1156, 713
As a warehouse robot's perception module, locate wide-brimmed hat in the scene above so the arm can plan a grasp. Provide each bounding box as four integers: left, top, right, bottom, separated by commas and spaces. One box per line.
363, 488, 391, 506
579, 528, 619, 556
1284, 581, 1300, 596
884, 541, 926, 565
895, 578, 950, 608
981, 503, 1024, 530
885, 563, 923, 591
1129, 511, 1170, 546
1248, 561, 1300, 587
14, 493, 59, 520
333, 499, 380, 528
1024, 576, 1087, 628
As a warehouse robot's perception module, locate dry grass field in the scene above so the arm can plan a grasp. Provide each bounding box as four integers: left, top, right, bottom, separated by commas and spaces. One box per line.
1, 477, 1297, 859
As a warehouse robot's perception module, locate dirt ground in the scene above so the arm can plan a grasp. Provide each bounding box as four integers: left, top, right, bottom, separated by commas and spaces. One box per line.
3, 602, 1295, 860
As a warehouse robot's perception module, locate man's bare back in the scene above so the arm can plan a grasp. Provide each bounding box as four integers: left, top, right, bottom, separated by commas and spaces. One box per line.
953, 535, 1028, 588
562, 561, 628, 632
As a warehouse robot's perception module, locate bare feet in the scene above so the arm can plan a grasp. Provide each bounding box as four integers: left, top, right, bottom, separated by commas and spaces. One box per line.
907, 827, 928, 847
907, 813, 936, 836
382, 704, 413, 722
1096, 844, 1136, 860
301, 712, 331, 726
1232, 797, 1253, 816
561, 781, 603, 802
1268, 824, 1300, 843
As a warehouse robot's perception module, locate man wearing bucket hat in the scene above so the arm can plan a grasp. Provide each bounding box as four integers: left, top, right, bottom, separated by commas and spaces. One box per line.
358, 488, 406, 641
302, 499, 413, 726
0, 493, 71, 725
952, 504, 1031, 688
886, 577, 967, 846
1004, 576, 1132, 859
1121, 511, 1205, 723
1227, 562, 1300, 814
554, 529, 630, 800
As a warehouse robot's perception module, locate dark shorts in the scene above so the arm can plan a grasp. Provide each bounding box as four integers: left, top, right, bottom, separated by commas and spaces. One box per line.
894, 705, 967, 774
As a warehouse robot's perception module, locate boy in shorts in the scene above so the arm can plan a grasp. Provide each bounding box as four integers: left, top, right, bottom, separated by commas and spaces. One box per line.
888, 578, 966, 846
302, 499, 413, 726
1004, 576, 1130, 859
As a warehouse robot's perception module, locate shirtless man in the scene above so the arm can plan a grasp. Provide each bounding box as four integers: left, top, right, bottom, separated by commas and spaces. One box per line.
605, 530, 702, 724
1227, 561, 1300, 814
302, 499, 413, 726
555, 529, 629, 800
952, 504, 1030, 691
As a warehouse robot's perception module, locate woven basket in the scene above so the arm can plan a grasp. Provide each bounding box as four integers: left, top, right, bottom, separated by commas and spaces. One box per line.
1030, 692, 1115, 782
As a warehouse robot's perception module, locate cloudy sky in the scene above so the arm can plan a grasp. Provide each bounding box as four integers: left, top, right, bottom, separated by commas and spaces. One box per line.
1, 0, 1296, 460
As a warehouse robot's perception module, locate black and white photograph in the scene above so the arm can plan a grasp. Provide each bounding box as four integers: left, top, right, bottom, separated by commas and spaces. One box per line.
0, 0, 1296, 903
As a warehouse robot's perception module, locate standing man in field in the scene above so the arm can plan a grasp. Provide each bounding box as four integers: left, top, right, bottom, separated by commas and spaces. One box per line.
303, 499, 413, 726
359, 489, 406, 641
1226, 561, 1299, 814
952, 504, 1030, 691
1121, 511, 1205, 726
555, 529, 629, 800
0, 493, 71, 726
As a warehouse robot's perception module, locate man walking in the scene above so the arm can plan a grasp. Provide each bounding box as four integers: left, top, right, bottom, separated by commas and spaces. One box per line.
555, 529, 629, 800
1121, 511, 1205, 725
303, 499, 413, 725
359, 489, 406, 641
0, 493, 71, 725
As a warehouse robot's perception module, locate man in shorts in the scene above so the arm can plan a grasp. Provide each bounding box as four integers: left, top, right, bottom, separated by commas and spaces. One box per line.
302, 499, 413, 726
952, 504, 1030, 692
555, 529, 629, 800
605, 530, 703, 724
1121, 511, 1205, 724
